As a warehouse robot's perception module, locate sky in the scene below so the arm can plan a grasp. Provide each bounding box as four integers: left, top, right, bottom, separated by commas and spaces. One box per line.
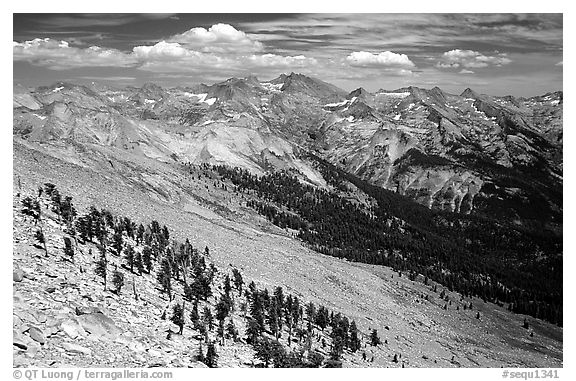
13, 13, 563, 96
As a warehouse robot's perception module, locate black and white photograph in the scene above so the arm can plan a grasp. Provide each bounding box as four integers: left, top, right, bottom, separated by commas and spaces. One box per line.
10, 6, 566, 376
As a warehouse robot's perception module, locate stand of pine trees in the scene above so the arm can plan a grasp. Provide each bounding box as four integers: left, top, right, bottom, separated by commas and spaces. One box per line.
19, 182, 393, 368
205, 160, 562, 326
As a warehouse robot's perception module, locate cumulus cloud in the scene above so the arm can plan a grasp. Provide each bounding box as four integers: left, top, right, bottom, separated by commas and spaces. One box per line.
168, 23, 263, 53
346, 51, 415, 68
13, 38, 135, 69
14, 36, 318, 75
436, 49, 512, 69
459, 69, 475, 74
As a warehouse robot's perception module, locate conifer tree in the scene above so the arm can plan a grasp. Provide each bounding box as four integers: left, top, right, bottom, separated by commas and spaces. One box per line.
196, 343, 205, 363
112, 269, 124, 295
134, 252, 144, 275
349, 320, 361, 352
95, 246, 107, 290
171, 302, 185, 335
203, 306, 214, 331
157, 257, 172, 300
142, 246, 153, 273
124, 244, 135, 273
305, 302, 316, 323
223, 274, 232, 296
226, 320, 238, 342
246, 318, 261, 344
205, 341, 218, 368
190, 301, 200, 328
63, 237, 74, 260
232, 268, 243, 293
370, 328, 381, 346
112, 229, 123, 256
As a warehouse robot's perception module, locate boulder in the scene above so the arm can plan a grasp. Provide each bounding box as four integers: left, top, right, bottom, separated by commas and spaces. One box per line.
28, 326, 46, 344
13, 329, 28, 350
77, 312, 121, 339
31, 310, 47, 324
60, 319, 86, 339
13, 269, 24, 282
75, 305, 102, 316
128, 339, 147, 352
61, 342, 92, 356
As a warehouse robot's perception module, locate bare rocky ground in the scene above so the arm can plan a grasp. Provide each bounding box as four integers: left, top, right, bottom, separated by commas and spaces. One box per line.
13, 138, 563, 368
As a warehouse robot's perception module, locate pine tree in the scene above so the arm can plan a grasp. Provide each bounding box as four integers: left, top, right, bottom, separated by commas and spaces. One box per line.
112, 269, 124, 295
232, 268, 243, 293
217, 320, 226, 345
349, 320, 361, 352
157, 258, 172, 300
215, 296, 231, 325
171, 303, 185, 335
112, 229, 123, 256
226, 320, 238, 342
124, 244, 135, 273
142, 246, 153, 273
34, 229, 45, 247
22, 197, 41, 221
196, 343, 205, 363
63, 237, 74, 260
203, 306, 214, 331
205, 341, 218, 368
136, 224, 145, 245
95, 246, 107, 290
305, 302, 316, 323
246, 318, 261, 344
370, 328, 381, 346
223, 274, 232, 296
134, 252, 144, 275
268, 297, 280, 339
190, 301, 200, 328
330, 335, 344, 361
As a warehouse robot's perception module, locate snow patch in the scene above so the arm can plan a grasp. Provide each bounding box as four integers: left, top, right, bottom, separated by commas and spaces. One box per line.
52, 86, 64, 93
32, 113, 46, 120
550, 100, 560, 106
324, 99, 349, 108
377, 91, 410, 98
261, 82, 283, 92
393, 114, 401, 121
144, 99, 156, 104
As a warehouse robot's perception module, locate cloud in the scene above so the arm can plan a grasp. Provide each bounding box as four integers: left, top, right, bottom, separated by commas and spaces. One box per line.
247, 54, 317, 68
168, 23, 263, 53
346, 51, 415, 68
436, 49, 512, 69
13, 38, 135, 69
14, 32, 319, 77
459, 69, 475, 74
133, 41, 201, 61
555, 61, 563, 66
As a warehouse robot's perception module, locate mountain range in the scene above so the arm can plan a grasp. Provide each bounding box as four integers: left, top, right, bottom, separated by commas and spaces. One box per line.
13, 73, 563, 228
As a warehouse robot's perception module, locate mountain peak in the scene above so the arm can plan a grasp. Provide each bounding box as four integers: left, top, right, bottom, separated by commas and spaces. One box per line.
348, 87, 370, 99
461, 88, 478, 99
